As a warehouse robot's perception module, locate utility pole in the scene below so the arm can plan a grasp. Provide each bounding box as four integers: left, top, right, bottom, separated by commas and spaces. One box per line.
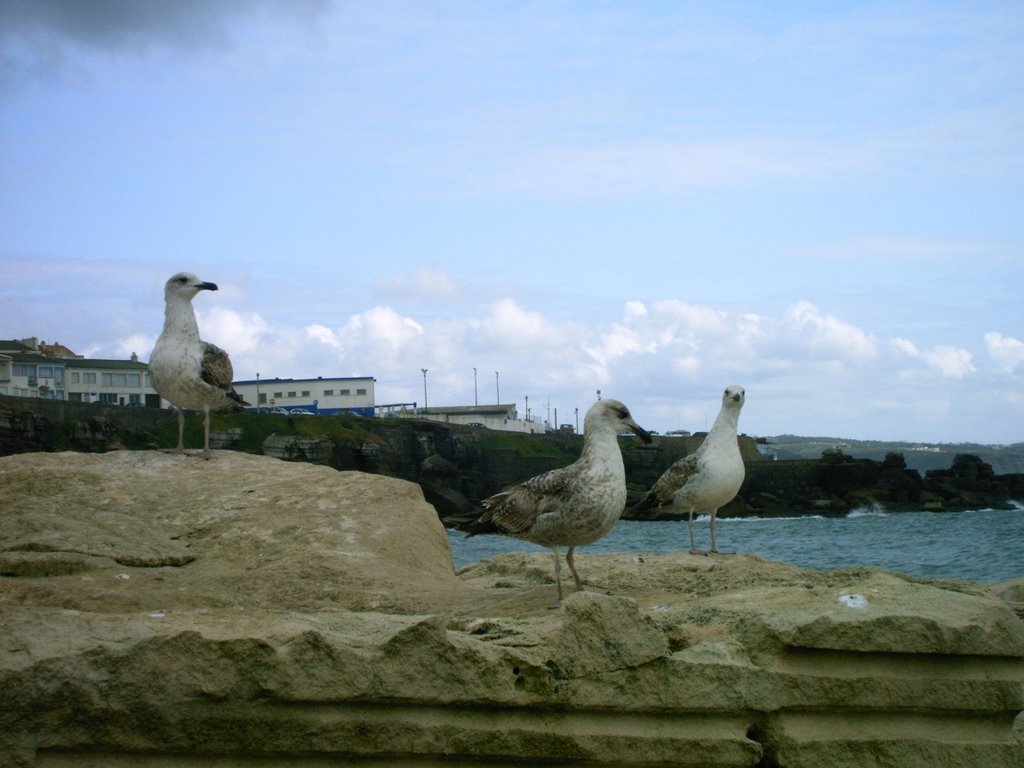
495, 371, 500, 404
421, 368, 428, 411
473, 367, 478, 406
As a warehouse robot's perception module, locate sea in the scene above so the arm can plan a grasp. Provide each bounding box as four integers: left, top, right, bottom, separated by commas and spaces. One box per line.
446, 504, 1024, 584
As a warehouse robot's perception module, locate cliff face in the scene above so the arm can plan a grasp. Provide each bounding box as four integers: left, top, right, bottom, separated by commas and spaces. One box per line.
2, 451, 1023, 768
1, 395, 1020, 522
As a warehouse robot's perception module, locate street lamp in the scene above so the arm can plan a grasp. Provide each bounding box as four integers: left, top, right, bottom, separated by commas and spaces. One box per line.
473, 367, 478, 406
495, 371, 500, 404
256, 372, 260, 414
421, 368, 428, 411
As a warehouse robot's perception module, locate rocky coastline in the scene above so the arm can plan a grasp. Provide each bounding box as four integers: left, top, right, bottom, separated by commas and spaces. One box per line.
1, 394, 1021, 524
1, 450, 1022, 767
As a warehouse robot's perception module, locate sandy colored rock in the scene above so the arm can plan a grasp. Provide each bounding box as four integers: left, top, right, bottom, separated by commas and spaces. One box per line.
1, 450, 1023, 768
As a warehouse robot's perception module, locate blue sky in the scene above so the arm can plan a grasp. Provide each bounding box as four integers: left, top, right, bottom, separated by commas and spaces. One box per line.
2, 1, 1022, 443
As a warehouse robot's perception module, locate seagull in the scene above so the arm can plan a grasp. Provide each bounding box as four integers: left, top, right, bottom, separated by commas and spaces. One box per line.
149, 272, 248, 458
466, 398, 652, 604
631, 385, 746, 554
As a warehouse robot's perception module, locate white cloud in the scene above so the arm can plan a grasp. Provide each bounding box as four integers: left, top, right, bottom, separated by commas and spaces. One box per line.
309, 306, 425, 362
984, 332, 1024, 374
197, 307, 272, 355
785, 301, 877, 361
115, 332, 155, 360
891, 336, 975, 379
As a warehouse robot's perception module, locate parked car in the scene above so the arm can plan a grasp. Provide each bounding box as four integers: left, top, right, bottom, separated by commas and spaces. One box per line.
269, 407, 289, 415
289, 408, 315, 416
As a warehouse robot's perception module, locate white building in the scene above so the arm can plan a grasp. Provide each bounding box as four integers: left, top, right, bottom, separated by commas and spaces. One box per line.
0, 339, 160, 406
396, 404, 551, 434
232, 376, 376, 416
0, 352, 66, 399
65, 356, 157, 407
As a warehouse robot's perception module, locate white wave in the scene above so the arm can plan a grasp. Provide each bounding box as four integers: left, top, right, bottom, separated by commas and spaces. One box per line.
847, 504, 889, 518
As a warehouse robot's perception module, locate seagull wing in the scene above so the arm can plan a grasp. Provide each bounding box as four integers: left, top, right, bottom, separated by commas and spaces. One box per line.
631, 454, 699, 517
200, 341, 249, 406
469, 465, 576, 536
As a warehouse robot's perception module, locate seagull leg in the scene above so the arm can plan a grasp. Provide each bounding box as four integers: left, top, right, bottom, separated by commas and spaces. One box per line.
164, 409, 186, 454
689, 509, 709, 555
566, 546, 585, 593
550, 547, 564, 608
195, 407, 214, 460
709, 512, 734, 555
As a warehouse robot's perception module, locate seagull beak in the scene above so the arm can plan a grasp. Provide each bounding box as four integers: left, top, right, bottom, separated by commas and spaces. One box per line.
732, 393, 742, 402
198, 282, 219, 292
627, 420, 653, 443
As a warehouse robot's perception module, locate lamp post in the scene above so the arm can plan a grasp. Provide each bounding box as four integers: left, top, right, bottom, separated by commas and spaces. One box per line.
525, 394, 529, 423
421, 368, 428, 411
256, 372, 260, 414
495, 371, 500, 404
473, 367, 478, 406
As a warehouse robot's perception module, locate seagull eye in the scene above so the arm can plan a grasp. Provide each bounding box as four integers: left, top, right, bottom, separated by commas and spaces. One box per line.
177, 276, 188, 284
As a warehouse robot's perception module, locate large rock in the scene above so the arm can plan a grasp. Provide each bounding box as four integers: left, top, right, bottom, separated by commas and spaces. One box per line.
1, 451, 1022, 768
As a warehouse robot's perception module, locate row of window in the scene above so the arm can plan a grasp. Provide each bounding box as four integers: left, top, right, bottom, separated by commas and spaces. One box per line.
1, 386, 66, 398
9, 366, 144, 388
269, 389, 367, 398
12, 364, 66, 383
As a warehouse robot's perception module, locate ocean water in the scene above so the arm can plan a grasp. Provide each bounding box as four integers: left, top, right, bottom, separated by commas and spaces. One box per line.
446, 504, 1024, 584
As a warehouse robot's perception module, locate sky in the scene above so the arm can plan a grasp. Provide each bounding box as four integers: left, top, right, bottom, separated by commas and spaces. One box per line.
1, 1, 1022, 444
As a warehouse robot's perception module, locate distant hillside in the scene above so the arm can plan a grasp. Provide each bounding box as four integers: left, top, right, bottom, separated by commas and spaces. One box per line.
761, 435, 1024, 475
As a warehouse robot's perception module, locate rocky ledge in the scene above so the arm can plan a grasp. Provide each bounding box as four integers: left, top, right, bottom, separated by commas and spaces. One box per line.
1, 451, 1022, 768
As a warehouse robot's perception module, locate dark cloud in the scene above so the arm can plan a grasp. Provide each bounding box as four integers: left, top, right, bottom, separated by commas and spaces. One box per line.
0, 0, 327, 90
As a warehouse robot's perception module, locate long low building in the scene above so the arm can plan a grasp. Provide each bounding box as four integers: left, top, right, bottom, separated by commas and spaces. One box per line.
232, 376, 376, 417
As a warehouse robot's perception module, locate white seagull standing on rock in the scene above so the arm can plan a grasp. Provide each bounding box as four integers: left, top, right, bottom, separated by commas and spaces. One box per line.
631, 385, 746, 554
149, 272, 248, 459
466, 398, 652, 605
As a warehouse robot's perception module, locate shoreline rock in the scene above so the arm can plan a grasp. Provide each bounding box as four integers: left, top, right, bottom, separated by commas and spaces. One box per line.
4, 394, 1021, 523
1, 451, 1023, 767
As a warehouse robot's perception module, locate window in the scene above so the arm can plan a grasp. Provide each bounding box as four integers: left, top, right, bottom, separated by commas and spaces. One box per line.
38, 366, 54, 379
356, 388, 367, 395
128, 394, 142, 405
324, 389, 334, 396
340, 389, 350, 395
13, 364, 34, 377
99, 393, 117, 404
127, 373, 140, 387
71, 372, 80, 384
301, 390, 310, 397
84, 372, 96, 384
287, 391, 296, 398
273, 391, 283, 398
258, 393, 267, 404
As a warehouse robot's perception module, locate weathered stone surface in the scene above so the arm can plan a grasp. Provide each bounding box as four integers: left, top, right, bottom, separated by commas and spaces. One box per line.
1, 451, 1022, 768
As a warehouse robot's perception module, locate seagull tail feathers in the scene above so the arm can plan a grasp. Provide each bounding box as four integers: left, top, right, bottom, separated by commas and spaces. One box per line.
226, 390, 250, 410
627, 492, 661, 520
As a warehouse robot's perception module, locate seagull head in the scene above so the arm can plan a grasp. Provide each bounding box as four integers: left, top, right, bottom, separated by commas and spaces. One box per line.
586, 398, 653, 442
723, 385, 745, 408
164, 272, 219, 302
